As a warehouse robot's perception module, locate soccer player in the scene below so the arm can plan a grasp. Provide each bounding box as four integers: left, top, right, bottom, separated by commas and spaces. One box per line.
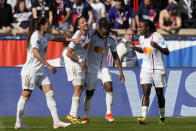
14, 17, 81, 129
65, 16, 90, 124
82, 18, 125, 123
130, 19, 169, 124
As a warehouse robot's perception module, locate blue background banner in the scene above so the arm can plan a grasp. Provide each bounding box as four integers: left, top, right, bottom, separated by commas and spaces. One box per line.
1, 67, 196, 117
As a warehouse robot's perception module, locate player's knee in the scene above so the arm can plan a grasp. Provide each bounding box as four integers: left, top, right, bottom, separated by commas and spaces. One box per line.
86, 90, 94, 97
45, 90, 54, 97
104, 82, 113, 92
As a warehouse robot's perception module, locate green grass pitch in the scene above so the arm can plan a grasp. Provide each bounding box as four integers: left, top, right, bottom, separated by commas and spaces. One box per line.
1, 117, 196, 131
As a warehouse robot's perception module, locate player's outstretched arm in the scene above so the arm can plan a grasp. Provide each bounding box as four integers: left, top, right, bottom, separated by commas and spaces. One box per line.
112, 51, 125, 83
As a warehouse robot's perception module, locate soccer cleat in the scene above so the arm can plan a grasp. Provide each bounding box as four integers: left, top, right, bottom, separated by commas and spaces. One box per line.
53, 121, 71, 129
137, 117, 147, 124
14, 123, 29, 130
159, 117, 165, 125
66, 115, 83, 124
105, 114, 115, 122
82, 118, 89, 123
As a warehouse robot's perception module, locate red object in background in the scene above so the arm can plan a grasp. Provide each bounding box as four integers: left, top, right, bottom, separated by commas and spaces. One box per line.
0, 40, 64, 67
73, 14, 78, 24
133, 0, 139, 14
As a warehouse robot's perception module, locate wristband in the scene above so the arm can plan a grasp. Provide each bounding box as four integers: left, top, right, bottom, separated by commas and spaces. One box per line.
79, 59, 83, 63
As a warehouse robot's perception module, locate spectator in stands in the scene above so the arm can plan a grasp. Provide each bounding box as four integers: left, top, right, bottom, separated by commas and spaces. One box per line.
70, 0, 93, 26
159, 2, 181, 33
101, 0, 115, 15
117, 28, 138, 67
32, 0, 53, 24
53, 0, 71, 30
107, 0, 135, 29
7, 0, 32, 12
135, 0, 159, 29
12, 0, 32, 34
0, 0, 13, 33
89, 0, 106, 29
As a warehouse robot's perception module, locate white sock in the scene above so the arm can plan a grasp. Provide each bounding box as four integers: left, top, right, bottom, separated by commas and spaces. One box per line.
106, 92, 113, 114
141, 106, 148, 118
16, 96, 28, 125
45, 90, 60, 124
69, 96, 80, 117
84, 96, 92, 118
159, 107, 165, 118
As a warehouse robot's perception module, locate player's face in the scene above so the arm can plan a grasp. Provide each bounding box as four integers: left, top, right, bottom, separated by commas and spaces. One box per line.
97, 27, 109, 39
77, 17, 88, 31
42, 21, 51, 33
138, 22, 147, 35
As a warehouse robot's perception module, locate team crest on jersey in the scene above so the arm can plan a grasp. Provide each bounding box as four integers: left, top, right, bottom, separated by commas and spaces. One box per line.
94, 46, 104, 53
143, 47, 152, 54
160, 41, 166, 46
84, 42, 90, 49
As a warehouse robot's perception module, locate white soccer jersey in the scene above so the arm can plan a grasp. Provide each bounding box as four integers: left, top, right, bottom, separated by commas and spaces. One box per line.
139, 32, 167, 73
21, 31, 54, 75
67, 30, 91, 61
86, 34, 117, 73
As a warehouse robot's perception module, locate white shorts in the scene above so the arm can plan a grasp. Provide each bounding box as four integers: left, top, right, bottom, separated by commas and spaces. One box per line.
140, 72, 167, 88
84, 68, 112, 90
66, 61, 85, 86
21, 74, 51, 90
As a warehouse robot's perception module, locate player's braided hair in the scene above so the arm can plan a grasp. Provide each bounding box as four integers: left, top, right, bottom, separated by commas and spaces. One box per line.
141, 19, 156, 33
26, 17, 49, 48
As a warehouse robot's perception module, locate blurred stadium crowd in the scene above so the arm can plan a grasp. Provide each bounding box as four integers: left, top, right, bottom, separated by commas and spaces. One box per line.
0, 0, 196, 35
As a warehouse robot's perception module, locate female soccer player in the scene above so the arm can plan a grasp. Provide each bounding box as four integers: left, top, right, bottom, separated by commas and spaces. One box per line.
82, 18, 125, 123
65, 16, 90, 124
14, 17, 81, 129
130, 19, 169, 124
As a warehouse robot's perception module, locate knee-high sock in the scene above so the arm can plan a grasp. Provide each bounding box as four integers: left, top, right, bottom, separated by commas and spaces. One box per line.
84, 96, 92, 118
159, 107, 165, 118
69, 96, 80, 117
142, 106, 148, 118
16, 96, 28, 125
45, 90, 60, 124
106, 92, 113, 114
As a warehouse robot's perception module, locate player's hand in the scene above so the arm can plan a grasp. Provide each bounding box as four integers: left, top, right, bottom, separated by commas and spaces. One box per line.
150, 41, 159, 49
129, 41, 135, 49
119, 72, 125, 83
80, 61, 87, 70
47, 65, 57, 74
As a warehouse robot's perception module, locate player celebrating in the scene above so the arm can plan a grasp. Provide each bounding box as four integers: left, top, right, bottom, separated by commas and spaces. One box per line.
130, 19, 169, 124
82, 18, 125, 123
65, 16, 90, 124
14, 17, 81, 129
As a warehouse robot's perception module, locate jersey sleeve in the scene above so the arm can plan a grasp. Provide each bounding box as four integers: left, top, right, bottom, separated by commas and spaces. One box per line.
108, 37, 117, 52
152, 32, 167, 48
68, 30, 81, 49
30, 31, 39, 49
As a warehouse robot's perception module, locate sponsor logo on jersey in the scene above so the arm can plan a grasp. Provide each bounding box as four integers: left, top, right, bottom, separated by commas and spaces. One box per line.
143, 47, 152, 54
94, 46, 104, 53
